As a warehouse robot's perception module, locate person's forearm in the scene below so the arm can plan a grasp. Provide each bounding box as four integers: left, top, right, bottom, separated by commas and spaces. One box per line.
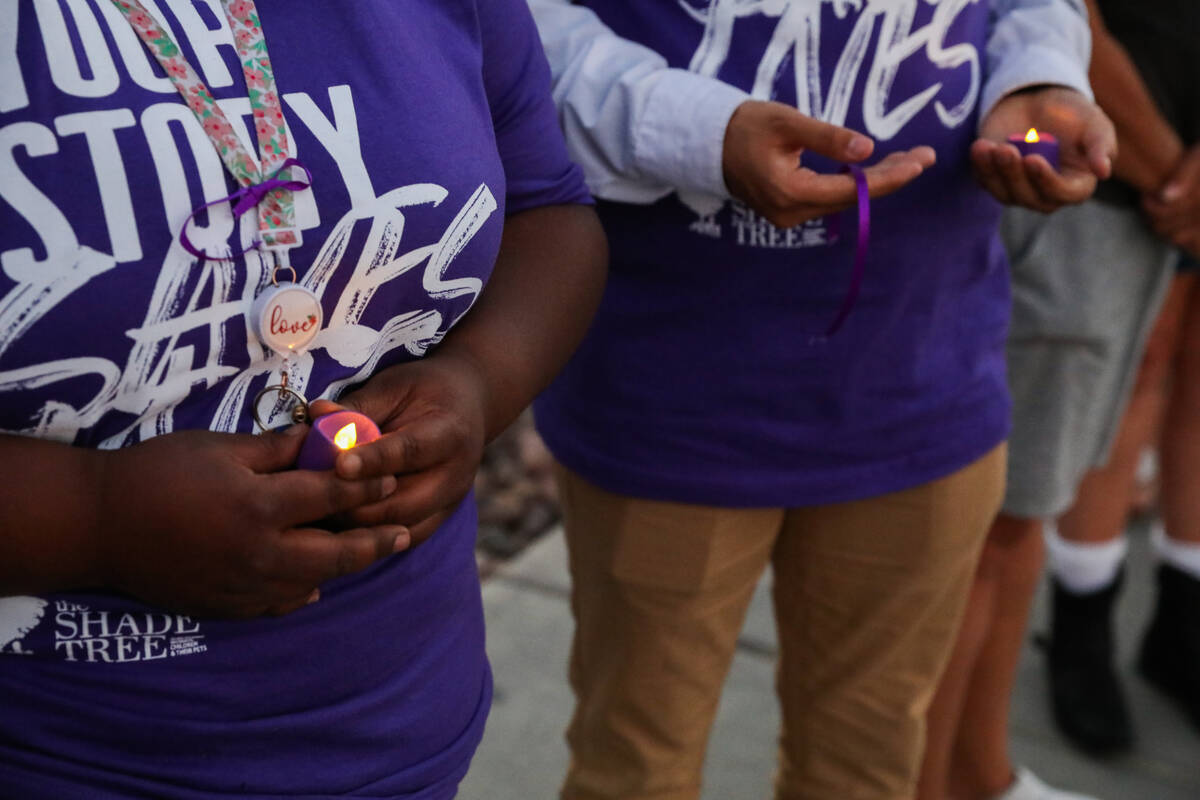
1084, 0, 1183, 192
433, 204, 607, 441
982, 0, 1092, 122
527, 0, 745, 203
0, 434, 104, 594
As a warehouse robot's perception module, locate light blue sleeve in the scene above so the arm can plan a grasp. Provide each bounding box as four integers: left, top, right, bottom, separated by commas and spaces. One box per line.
982, 0, 1094, 123
526, 0, 747, 206
530, 0, 1094, 200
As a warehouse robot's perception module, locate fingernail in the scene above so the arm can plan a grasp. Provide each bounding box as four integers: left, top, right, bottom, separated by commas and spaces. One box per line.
306, 589, 320, 605
847, 136, 872, 159
1163, 183, 1183, 202
339, 452, 363, 478
380, 475, 397, 495
393, 530, 411, 553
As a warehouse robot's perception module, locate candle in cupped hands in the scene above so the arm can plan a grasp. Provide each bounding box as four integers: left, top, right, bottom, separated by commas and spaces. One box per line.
1008, 128, 1059, 170
296, 411, 382, 471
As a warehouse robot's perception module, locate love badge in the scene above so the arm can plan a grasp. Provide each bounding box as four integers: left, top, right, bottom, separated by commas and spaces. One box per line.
249, 257, 324, 431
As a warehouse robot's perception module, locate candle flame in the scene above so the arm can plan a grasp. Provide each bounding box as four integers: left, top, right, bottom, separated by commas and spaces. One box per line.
1025, 128, 1040, 143
334, 422, 357, 450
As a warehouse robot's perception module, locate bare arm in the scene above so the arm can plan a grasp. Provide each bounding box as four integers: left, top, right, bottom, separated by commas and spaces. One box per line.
0, 435, 105, 593
1083, 0, 1183, 192
314, 203, 609, 543
1082, 0, 1200, 256
0, 428, 401, 615
431, 204, 608, 442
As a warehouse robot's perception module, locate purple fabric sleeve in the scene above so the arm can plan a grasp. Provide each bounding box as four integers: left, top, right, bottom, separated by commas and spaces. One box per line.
481, 0, 593, 214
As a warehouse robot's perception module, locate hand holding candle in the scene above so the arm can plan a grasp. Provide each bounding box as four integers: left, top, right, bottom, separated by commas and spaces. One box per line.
304, 357, 489, 547
296, 410, 382, 471
973, 86, 1115, 212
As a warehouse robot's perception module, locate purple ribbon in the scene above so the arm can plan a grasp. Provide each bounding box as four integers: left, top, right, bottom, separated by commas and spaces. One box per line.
178, 158, 313, 261
810, 163, 870, 342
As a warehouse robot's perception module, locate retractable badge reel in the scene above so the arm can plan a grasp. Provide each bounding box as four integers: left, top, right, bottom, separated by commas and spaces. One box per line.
248, 252, 381, 468
250, 251, 321, 429
248, 253, 379, 469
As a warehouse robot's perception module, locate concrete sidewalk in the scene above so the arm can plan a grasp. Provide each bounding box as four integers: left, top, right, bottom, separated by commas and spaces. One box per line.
460, 524, 1200, 800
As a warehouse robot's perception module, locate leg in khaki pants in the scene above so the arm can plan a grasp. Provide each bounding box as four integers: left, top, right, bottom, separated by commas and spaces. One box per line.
557, 467, 784, 800
772, 446, 1006, 800
556, 445, 1006, 800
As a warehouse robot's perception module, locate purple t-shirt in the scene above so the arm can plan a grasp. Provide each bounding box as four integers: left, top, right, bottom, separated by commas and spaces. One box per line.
0, 1, 588, 797
535, 0, 1011, 507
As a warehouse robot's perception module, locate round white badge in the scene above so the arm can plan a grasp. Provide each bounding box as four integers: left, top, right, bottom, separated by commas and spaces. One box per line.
250, 283, 323, 357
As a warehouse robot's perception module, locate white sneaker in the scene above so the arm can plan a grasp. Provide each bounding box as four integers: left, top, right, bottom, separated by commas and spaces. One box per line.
991, 767, 1102, 800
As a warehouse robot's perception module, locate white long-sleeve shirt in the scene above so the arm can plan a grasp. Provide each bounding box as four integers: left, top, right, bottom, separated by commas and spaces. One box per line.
528, 0, 1093, 209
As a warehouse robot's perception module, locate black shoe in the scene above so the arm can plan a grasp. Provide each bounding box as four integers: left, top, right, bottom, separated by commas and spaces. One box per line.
1046, 573, 1134, 755
1138, 563, 1200, 731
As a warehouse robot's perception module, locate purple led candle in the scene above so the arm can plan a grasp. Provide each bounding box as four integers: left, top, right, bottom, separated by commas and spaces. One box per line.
1008, 128, 1059, 170
296, 411, 382, 471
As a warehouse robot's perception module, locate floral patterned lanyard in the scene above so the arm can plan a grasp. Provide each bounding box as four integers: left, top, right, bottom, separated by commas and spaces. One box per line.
112, 0, 321, 427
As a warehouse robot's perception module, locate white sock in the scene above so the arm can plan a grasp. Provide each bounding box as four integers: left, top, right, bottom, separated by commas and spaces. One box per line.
1045, 525, 1128, 594
1152, 524, 1200, 581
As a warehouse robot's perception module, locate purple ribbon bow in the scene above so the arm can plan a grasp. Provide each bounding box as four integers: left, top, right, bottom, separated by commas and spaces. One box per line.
178, 158, 313, 261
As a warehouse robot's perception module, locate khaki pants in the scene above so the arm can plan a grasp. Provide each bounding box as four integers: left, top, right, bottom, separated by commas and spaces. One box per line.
556, 445, 1006, 800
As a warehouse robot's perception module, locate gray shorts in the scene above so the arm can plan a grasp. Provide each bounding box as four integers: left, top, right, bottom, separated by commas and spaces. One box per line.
1002, 201, 1175, 519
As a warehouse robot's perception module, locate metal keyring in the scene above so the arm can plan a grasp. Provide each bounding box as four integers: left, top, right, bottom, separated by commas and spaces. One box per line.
252, 384, 310, 432
271, 264, 298, 286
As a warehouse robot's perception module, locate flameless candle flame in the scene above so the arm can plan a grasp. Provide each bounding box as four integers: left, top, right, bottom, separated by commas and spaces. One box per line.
334, 422, 357, 450
295, 412, 379, 470
1025, 128, 1040, 143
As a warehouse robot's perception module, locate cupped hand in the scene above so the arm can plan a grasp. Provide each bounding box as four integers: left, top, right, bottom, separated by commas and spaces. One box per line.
722, 99, 936, 228
1143, 144, 1200, 257
96, 427, 405, 618
973, 86, 1116, 212
309, 351, 488, 547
